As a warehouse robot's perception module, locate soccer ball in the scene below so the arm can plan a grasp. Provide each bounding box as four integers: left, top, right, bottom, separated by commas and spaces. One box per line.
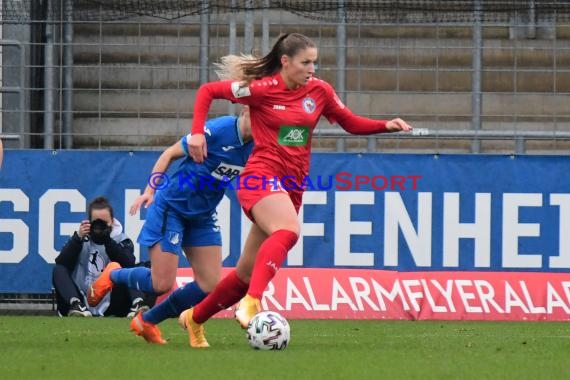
246, 311, 290, 350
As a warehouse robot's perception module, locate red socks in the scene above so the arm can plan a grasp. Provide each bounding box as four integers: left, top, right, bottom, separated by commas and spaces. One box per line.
247, 229, 298, 299
192, 270, 248, 323
192, 229, 298, 323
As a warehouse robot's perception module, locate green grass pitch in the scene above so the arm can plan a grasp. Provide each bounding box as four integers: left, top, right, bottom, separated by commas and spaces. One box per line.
0, 316, 568, 380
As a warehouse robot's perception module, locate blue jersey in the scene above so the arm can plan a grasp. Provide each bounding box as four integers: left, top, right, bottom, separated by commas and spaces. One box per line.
155, 115, 253, 219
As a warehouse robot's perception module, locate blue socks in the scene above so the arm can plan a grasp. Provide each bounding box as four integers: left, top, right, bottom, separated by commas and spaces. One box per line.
142, 281, 207, 325
110, 267, 209, 325
110, 267, 154, 293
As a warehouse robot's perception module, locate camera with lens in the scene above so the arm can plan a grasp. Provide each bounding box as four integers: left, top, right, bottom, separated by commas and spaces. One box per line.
89, 219, 112, 245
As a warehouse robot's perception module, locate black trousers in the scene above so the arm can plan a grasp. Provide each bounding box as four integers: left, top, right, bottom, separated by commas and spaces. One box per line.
52, 264, 149, 317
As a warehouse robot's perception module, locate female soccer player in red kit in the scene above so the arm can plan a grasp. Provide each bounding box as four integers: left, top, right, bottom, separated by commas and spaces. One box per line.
180, 33, 412, 347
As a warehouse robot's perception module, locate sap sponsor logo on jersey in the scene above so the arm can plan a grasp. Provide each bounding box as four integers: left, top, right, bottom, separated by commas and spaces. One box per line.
211, 162, 245, 181
231, 81, 251, 98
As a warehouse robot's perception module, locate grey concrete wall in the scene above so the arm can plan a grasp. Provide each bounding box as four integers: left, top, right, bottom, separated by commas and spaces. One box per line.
2, 23, 30, 148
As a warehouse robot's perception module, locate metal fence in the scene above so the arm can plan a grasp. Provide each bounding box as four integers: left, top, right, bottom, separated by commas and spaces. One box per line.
1, 0, 570, 154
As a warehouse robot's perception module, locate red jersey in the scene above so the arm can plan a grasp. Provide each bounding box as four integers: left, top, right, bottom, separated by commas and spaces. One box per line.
191, 73, 388, 179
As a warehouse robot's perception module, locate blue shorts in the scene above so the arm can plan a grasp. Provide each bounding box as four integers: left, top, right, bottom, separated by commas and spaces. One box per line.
137, 198, 222, 256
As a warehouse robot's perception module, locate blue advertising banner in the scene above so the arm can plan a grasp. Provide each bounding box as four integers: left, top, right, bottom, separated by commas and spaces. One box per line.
1, 150, 570, 293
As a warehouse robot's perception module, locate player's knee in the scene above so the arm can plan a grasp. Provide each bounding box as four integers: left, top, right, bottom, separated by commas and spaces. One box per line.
282, 225, 300, 241
275, 221, 300, 238
292, 227, 301, 239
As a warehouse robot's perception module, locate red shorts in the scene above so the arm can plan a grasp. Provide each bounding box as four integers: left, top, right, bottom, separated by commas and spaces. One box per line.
237, 173, 303, 222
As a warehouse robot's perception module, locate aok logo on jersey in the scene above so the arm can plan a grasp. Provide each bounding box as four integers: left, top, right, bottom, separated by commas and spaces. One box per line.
278, 126, 309, 146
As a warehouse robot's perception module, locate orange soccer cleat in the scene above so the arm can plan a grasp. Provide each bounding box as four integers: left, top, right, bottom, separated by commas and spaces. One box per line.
130, 312, 167, 344
87, 262, 121, 306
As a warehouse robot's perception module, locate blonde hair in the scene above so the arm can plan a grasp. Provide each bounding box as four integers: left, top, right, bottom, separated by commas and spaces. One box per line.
214, 54, 257, 82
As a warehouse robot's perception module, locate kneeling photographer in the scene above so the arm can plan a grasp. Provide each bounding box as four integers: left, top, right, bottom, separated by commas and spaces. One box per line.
52, 196, 152, 317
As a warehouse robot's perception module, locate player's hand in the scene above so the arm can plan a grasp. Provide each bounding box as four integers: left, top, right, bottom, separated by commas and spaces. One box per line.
129, 192, 154, 215
386, 118, 413, 132
188, 133, 207, 163
77, 220, 90, 239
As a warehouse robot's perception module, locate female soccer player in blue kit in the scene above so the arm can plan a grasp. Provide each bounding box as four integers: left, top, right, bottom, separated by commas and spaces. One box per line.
87, 108, 253, 343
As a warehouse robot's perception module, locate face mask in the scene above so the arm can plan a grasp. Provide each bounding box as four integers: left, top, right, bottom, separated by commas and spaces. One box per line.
89, 219, 112, 245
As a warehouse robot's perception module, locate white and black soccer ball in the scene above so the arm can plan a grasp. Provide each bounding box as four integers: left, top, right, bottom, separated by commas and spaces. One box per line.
246, 311, 290, 350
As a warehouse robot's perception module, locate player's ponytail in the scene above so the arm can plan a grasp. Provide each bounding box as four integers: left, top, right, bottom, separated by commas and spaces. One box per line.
215, 33, 316, 84
214, 54, 256, 82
